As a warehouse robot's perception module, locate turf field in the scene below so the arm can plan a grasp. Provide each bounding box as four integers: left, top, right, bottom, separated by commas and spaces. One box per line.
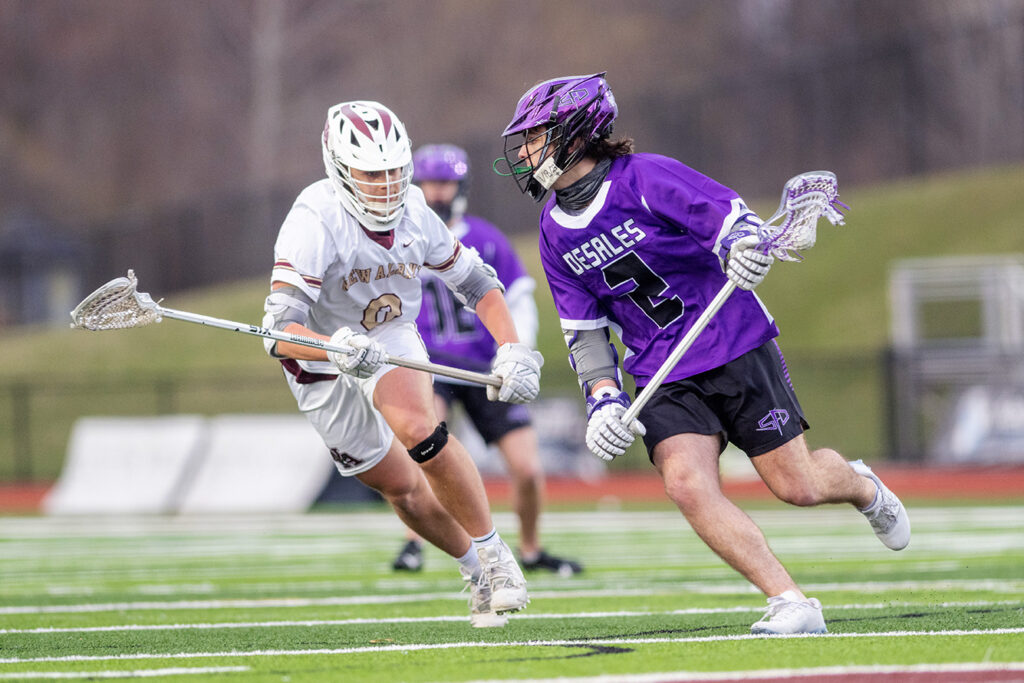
1, 504, 1022, 682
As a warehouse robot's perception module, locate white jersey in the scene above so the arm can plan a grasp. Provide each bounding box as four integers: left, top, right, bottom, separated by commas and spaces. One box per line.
271, 180, 478, 375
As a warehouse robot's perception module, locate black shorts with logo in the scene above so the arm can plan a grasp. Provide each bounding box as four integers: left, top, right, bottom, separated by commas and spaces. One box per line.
635, 340, 809, 460
433, 381, 532, 444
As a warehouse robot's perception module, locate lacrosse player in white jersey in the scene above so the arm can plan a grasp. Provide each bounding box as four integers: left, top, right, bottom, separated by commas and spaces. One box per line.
262, 101, 542, 627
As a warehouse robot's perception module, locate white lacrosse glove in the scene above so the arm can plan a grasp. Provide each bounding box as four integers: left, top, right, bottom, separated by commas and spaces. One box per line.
726, 235, 774, 291
585, 387, 647, 461
487, 342, 543, 404
327, 327, 387, 379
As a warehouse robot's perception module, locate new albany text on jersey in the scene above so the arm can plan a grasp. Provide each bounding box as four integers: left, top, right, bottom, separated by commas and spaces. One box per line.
341, 262, 423, 291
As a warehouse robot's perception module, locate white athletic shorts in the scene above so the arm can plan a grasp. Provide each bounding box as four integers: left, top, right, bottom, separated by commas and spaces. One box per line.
282, 321, 431, 477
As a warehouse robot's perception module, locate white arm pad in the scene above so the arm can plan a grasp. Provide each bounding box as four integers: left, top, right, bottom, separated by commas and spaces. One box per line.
261, 286, 313, 357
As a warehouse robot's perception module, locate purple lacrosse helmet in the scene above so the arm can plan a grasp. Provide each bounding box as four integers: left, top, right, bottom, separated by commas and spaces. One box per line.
497, 72, 617, 202
412, 144, 470, 224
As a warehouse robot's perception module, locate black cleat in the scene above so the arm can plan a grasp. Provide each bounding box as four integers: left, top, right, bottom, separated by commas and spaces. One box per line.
520, 549, 582, 576
392, 539, 424, 571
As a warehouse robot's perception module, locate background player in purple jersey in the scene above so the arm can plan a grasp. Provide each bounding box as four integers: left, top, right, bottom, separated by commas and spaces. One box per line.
391, 144, 582, 577
497, 73, 911, 635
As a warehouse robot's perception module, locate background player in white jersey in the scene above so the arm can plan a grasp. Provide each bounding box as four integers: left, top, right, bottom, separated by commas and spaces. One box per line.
390, 144, 582, 577
263, 101, 544, 627
497, 74, 911, 635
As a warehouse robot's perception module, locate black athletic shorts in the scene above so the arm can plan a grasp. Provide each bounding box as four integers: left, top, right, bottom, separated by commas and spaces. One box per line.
635, 340, 809, 460
433, 381, 532, 444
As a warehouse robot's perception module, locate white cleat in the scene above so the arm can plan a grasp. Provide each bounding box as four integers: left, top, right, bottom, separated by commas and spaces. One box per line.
477, 541, 529, 614
850, 459, 911, 550
460, 566, 509, 628
750, 590, 828, 635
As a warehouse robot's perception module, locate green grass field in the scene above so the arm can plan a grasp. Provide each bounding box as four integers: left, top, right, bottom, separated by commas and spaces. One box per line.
2, 501, 1022, 681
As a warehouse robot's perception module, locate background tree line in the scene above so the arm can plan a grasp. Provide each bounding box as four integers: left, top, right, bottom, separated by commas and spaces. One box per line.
1, 0, 1022, 315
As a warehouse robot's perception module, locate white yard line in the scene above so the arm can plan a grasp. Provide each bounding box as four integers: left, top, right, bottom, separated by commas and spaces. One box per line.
1, 506, 1021, 539
2, 629, 1024, 665
1, 600, 1020, 635
0, 592, 465, 615
3, 565, 1012, 601
0, 667, 249, 679
3, 581, 1022, 615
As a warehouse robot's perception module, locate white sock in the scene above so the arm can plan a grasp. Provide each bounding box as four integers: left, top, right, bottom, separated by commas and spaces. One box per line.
858, 481, 882, 513
775, 589, 808, 603
472, 527, 502, 553
455, 545, 481, 581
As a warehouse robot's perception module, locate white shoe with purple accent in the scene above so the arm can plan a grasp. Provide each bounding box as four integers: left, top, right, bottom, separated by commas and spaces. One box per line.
850, 459, 911, 550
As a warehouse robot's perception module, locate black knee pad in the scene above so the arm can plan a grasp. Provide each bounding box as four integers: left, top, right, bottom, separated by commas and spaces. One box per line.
408, 422, 448, 463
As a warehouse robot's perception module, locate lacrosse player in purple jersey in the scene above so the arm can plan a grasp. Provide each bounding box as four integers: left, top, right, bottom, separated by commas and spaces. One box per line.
390, 144, 582, 577
497, 73, 911, 635
263, 101, 544, 627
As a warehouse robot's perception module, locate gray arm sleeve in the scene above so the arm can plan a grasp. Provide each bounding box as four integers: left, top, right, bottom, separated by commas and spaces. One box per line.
261, 285, 314, 357
447, 259, 505, 310
564, 327, 620, 393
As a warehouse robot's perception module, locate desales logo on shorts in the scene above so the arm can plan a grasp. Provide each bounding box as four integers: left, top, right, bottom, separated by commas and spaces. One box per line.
757, 408, 790, 434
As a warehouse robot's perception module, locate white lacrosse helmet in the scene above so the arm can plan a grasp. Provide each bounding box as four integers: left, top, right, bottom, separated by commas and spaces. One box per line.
321, 101, 413, 232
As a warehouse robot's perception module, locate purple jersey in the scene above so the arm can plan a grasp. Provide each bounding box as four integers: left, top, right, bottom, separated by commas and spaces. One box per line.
538, 153, 778, 386
417, 215, 530, 373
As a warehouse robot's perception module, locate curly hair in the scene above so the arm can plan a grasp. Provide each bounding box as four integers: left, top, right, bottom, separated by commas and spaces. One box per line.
588, 135, 635, 160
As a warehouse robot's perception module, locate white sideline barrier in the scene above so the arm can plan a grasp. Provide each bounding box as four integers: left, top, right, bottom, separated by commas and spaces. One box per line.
175, 414, 335, 514
43, 415, 207, 515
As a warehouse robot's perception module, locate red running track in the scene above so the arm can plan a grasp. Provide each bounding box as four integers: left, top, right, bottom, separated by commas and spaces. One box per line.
3, 464, 1023, 513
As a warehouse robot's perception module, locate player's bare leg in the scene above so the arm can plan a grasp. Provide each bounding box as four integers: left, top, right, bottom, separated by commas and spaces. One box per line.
357, 438, 471, 558
753, 435, 910, 550
374, 368, 528, 613
653, 433, 799, 598
396, 394, 455, 544
374, 367, 494, 538
496, 426, 543, 554
750, 435, 875, 508
359, 436, 509, 626
393, 395, 456, 571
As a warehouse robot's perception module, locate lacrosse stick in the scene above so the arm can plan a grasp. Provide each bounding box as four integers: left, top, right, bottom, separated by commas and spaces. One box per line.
70, 270, 502, 388
621, 171, 846, 425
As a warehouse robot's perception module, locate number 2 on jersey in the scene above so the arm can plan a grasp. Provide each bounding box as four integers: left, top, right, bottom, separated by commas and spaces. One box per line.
601, 252, 684, 328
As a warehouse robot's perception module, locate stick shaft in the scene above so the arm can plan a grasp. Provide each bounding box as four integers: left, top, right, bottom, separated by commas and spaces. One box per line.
621, 281, 737, 425
158, 306, 502, 388
619, 172, 839, 426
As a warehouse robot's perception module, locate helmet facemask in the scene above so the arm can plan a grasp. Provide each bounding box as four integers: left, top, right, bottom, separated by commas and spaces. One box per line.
325, 156, 413, 230
322, 101, 413, 232
497, 73, 618, 203
502, 127, 557, 202
501, 115, 594, 202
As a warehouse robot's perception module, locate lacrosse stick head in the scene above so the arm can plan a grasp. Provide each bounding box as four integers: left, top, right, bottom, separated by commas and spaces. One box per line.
757, 171, 846, 262
70, 270, 163, 331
